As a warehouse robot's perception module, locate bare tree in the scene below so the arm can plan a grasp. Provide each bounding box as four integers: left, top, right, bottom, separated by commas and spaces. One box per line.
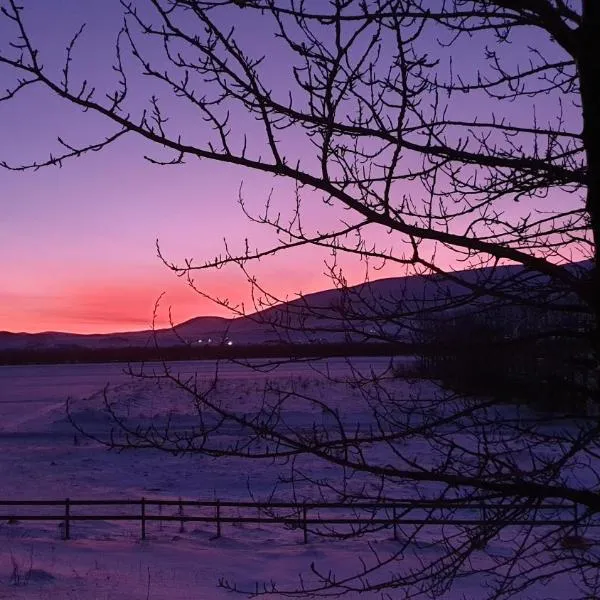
1, 1, 599, 598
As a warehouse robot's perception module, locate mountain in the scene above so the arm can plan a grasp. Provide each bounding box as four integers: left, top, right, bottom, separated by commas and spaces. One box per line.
0, 316, 230, 351
1, 261, 591, 351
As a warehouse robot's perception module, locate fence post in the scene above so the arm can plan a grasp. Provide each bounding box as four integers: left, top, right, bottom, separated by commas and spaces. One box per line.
573, 502, 579, 537
141, 497, 146, 540
393, 506, 398, 541
64, 498, 70, 540
215, 500, 221, 538
302, 503, 308, 544
179, 498, 185, 533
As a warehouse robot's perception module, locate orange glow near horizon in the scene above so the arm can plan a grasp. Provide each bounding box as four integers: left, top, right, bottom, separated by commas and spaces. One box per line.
0, 283, 210, 335
1, 270, 245, 334
4, 249, 587, 335
0, 258, 364, 334
2, 243, 588, 335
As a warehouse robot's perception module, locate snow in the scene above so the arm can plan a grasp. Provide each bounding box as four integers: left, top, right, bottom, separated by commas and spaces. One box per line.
0, 359, 597, 599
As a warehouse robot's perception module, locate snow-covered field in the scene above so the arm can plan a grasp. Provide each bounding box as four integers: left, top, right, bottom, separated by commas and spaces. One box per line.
0, 359, 596, 599
0, 358, 414, 600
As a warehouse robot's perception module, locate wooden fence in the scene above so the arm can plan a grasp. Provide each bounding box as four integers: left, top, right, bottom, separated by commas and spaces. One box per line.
0, 497, 584, 543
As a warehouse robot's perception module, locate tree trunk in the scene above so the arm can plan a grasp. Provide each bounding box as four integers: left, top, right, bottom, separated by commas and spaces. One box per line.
578, 0, 600, 407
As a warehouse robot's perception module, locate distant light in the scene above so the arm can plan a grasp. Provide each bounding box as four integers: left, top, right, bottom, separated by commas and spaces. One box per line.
227, 340, 233, 346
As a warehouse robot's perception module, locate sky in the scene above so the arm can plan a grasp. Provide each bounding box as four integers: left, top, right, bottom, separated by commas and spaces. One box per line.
0, 0, 583, 333
0, 0, 340, 333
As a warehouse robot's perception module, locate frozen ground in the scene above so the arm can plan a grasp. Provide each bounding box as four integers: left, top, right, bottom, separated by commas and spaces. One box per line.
0, 358, 415, 600
0, 358, 596, 599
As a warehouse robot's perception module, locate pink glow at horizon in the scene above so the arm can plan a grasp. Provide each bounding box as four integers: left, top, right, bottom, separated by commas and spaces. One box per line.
1, 244, 347, 334
0, 141, 408, 334
0, 137, 376, 333
1, 277, 207, 335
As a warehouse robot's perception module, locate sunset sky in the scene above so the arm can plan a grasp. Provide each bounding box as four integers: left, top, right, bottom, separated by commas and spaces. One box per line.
0, 1, 581, 334
0, 0, 346, 333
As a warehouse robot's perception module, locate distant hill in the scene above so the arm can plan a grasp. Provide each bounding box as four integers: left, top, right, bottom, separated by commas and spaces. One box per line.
1, 260, 591, 352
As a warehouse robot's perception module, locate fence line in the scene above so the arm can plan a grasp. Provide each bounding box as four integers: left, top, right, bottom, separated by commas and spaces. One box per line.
0, 497, 582, 543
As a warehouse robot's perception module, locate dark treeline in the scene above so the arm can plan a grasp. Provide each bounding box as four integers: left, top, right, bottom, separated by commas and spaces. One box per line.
418, 309, 595, 414
0, 341, 416, 366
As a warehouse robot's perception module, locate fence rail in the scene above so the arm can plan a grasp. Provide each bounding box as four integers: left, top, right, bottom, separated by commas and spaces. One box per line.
0, 498, 583, 543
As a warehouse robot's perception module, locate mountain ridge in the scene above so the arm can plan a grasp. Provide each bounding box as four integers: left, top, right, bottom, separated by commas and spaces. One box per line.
1, 260, 590, 351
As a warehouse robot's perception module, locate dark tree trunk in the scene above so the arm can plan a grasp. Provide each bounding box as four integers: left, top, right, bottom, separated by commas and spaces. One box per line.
579, 0, 600, 405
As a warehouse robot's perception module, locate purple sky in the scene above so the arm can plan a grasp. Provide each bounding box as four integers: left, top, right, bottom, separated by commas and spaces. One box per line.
0, 1, 343, 332
0, 1, 583, 333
